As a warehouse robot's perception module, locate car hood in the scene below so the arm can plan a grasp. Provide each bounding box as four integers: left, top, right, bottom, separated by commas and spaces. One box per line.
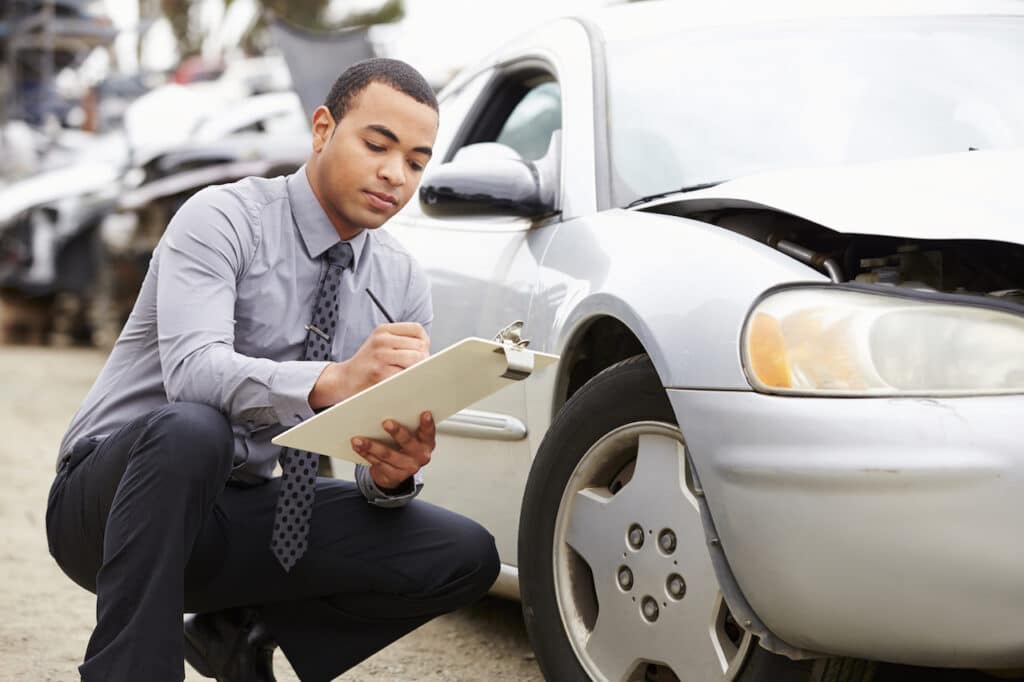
644, 148, 1024, 245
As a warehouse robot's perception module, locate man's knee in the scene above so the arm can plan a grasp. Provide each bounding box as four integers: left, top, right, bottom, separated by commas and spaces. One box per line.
143, 402, 233, 481
441, 516, 501, 599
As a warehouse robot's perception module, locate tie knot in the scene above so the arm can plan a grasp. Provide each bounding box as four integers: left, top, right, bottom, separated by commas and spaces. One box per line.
326, 241, 354, 269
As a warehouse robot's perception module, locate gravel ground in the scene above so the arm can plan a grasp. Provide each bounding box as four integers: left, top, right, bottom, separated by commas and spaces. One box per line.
0, 344, 543, 681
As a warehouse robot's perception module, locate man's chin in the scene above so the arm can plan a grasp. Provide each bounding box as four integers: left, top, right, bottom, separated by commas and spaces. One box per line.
357, 207, 397, 229
334, 207, 391, 237
358, 216, 390, 230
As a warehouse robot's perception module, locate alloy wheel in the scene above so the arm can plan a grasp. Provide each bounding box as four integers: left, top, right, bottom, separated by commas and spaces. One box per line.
552, 421, 753, 682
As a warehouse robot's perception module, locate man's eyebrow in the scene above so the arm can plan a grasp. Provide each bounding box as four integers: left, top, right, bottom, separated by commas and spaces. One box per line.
365, 124, 433, 157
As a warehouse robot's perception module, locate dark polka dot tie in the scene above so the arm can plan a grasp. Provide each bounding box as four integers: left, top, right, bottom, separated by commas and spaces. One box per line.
271, 241, 354, 572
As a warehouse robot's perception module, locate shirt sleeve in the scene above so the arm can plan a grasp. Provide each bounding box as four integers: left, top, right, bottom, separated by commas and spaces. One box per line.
156, 187, 327, 429
354, 464, 424, 507
402, 256, 434, 336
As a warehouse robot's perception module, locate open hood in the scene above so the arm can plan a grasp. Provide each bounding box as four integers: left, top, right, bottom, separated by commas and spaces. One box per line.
645, 148, 1024, 245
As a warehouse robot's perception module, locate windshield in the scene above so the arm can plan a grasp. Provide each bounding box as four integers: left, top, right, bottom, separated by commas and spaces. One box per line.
606, 16, 1024, 206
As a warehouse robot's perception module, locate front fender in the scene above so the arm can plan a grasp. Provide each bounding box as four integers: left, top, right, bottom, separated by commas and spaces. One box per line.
530, 209, 827, 391
522, 209, 832, 660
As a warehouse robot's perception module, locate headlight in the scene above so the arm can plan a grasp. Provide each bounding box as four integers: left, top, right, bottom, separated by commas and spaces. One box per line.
741, 286, 1024, 396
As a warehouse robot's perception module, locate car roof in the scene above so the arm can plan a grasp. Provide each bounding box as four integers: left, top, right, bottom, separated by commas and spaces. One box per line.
582, 0, 1024, 43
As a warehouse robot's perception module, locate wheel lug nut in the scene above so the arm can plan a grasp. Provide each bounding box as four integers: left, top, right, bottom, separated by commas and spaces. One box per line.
658, 529, 676, 554
628, 524, 645, 549
641, 596, 659, 622
617, 566, 634, 591
667, 573, 686, 599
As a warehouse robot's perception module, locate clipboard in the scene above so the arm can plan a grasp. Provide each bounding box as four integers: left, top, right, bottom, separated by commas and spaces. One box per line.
272, 322, 559, 464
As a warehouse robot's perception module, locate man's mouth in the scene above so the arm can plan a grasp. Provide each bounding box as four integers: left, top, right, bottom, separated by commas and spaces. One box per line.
364, 191, 398, 210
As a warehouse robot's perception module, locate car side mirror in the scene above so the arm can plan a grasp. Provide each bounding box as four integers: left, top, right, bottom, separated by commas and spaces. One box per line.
419, 138, 559, 218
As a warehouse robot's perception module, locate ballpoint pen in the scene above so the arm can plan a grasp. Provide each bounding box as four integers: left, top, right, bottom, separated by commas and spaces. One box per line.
365, 288, 394, 323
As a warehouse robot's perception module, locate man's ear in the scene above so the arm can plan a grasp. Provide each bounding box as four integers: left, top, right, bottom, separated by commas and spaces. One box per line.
311, 106, 336, 153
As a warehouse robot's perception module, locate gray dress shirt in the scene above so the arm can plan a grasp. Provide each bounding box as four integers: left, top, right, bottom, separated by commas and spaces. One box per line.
58, 166, 431, 505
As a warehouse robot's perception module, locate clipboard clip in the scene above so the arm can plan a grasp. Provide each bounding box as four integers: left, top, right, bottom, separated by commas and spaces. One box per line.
493, 320, 534, 381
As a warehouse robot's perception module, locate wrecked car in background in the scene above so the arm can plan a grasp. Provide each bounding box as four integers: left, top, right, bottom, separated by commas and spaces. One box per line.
90, 90, 308, 345
0, 62, 307, 345
0, 131, 125, 343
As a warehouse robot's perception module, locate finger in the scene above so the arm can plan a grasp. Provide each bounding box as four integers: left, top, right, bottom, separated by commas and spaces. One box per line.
377, 348, 427, 369
351, 436, 375, 463
417, 411, 436, 449
378, 322, 428, 341
355, 436, 420, 471
374, 332, 427, 353
386, 418, 433, 466
382, 419, 415, 448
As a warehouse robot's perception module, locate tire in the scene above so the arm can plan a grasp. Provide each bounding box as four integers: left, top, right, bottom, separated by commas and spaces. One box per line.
518, 354, 875, 682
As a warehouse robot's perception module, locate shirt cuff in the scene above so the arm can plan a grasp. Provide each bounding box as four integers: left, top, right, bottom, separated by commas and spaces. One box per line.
269, 360, 332, 427
355, 464, 424, 508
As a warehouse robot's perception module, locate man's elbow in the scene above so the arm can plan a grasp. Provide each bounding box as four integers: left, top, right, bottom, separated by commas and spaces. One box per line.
161, 345, 224, 407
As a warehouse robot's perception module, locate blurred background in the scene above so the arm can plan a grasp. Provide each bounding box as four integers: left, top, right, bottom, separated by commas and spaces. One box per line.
0, 0, 627, 348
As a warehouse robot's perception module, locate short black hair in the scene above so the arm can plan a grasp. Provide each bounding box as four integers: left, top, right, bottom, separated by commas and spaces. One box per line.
323, 58, 438, 122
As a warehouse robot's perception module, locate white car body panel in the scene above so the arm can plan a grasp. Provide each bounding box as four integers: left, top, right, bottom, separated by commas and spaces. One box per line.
532, 211, 826, 390
645, 148, 1024, 245
673, 388, 1024, 667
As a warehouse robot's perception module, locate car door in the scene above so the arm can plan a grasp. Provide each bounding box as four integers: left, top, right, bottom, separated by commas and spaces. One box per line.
386, 64, 564, 562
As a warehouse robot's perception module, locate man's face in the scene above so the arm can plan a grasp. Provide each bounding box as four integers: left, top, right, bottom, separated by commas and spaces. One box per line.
308, 81, 438, 239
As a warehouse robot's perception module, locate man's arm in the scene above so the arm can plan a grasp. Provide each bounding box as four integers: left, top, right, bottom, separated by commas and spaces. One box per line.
156, 189, 328, 429
308, 322, 429, 410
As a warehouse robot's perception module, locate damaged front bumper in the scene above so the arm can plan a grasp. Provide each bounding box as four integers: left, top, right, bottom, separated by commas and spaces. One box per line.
671, 388, 1024, 669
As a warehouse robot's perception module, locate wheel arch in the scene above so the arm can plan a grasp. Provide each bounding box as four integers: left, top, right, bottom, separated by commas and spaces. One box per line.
537, 299, 826, 663
551, 311, 647, 416
543, 287, 691, 417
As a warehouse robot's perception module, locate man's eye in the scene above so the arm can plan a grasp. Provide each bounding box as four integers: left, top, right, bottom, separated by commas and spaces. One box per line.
365, 142, 385, 152
409, 162, 423, 172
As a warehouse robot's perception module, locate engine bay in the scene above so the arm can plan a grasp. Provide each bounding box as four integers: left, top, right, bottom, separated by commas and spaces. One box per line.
650, 204, 1024, 306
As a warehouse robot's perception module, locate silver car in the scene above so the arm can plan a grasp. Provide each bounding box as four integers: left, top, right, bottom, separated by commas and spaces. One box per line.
383, 2, 1024, 680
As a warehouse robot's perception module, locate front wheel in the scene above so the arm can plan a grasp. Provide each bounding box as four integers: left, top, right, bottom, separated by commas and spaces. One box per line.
518, 355, 873, 682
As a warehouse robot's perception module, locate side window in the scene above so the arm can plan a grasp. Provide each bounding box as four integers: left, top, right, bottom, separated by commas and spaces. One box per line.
433, 71, 494, 162
409, 67, 563, 220
494, 81, 562, 161
445, 69, 562, 163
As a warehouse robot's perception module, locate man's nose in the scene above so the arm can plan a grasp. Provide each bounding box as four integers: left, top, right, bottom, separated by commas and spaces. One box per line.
379, 155, 405, 187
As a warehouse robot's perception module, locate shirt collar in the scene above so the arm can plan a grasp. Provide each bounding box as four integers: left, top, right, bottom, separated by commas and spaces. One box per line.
286, 164, 368, 270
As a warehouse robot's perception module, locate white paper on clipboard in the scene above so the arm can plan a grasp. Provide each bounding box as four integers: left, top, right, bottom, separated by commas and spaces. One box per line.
272, 336, 559, 464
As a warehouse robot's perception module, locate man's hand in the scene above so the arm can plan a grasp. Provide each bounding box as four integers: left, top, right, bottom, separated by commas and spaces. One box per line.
310, 323, 429, 408
352, 411, 435, 490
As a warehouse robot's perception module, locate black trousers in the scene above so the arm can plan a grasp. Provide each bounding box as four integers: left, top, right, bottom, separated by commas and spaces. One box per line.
45, 402, 501, 682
